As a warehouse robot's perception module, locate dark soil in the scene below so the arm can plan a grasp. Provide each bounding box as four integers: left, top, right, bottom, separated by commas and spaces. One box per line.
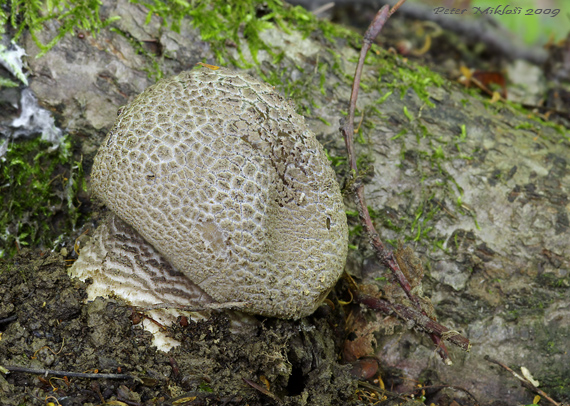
0, 249, 370, 406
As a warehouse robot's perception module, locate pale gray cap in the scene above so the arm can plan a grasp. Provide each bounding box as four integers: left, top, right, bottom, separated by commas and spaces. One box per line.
90, 67, 348, 319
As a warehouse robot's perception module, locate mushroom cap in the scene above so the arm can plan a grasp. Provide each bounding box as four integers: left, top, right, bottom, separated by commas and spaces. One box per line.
91, 67, 348, 318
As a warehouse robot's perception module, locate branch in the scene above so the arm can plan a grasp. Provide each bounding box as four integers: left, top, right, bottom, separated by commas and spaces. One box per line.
484, 356, 562, 406
137, 301, 249, 312
354, 292, 471, 352
340, 3, 470, 364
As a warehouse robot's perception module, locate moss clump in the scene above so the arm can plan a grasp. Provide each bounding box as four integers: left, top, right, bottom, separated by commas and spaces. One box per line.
0, 136, 85, 257
133, 0, 358, 67
6, 0, 119, 57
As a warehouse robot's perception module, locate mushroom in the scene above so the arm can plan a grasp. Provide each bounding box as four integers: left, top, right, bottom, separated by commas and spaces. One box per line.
70, 66, 348, 346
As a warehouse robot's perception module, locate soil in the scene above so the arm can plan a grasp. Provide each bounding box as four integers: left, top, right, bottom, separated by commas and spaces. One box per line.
0, 249, 367, 406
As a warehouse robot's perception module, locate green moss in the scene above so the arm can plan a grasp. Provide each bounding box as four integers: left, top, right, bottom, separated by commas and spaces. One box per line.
109, 27, 164, 79
375, 90, 392, 105
354, 52, 484, 249
454, 124, 469, 155
0, 136, 86, 257
375, 62, 445, 108
402, 105, 413, 122
132, 0, 359, 70
4, 0, 358, 89
197, 381, 214, 393
463, 88, 568, 141
514, 122, 535, 130
318, 62, 328, 95
133, 0, 270, 66
0, 77, 19, 87
0, 6, 6, 36
260, 64, 316, 114
533, 323, 570, 400
523, 108, 569, 139
324, 149, 347, 167
7, 0, 119, 57
394, 196, 443, 247
536, 273, 570, 290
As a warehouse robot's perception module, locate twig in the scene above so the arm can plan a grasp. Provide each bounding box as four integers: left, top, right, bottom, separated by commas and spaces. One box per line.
1, 365, 141, 382
342, 4, 390, 172
311, 2, 334, 16
0, 315, 17, 324
354, 293, 470, 352
340, 2, 469, 364
242, 378, 282, 403
137, 301, 249, 312
389, 0, 406, 16
484, 356, 562, 406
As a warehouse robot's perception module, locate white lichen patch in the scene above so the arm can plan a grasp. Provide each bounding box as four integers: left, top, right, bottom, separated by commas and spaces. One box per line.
0, 42, 28, 85
10, 88, 63, 144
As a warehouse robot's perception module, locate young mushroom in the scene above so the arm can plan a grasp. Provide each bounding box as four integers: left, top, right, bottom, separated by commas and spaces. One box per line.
70, 66, 348, 346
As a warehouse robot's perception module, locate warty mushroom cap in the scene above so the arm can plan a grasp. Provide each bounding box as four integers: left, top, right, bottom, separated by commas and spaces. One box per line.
84, 66, 348, 319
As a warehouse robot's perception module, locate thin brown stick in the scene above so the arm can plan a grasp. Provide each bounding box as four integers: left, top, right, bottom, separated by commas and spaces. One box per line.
242, 378, 281, 402
342, 5, 390, 172
340, 2, 469, 364
355, 293, 470, 352
2, 365, 141, 381
138, 301, 249, 312
484, 356, 562, 406
0, 315, 17, 324
389, 0, 407, 15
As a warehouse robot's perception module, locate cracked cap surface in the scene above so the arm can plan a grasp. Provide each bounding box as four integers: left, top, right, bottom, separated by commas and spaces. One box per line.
91, 67, 348, 318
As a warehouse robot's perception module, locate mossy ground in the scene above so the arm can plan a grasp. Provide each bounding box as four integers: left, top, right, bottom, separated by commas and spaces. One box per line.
0, 136, 87, 258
